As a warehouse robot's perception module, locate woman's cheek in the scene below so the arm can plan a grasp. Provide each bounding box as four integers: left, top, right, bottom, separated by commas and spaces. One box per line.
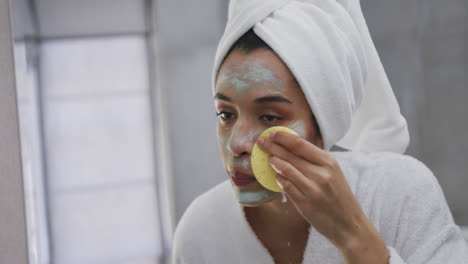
288, 120, 307, 138
245, 128, 263, 146
218, 133, 229, 154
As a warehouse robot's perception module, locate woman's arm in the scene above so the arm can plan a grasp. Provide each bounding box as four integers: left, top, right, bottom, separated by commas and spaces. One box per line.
258, 131, 390, 263
258, 131, 468, 264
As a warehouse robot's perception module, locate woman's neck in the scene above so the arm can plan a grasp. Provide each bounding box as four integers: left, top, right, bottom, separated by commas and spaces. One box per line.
245, 193, 310, 233
242, 194, 311, 264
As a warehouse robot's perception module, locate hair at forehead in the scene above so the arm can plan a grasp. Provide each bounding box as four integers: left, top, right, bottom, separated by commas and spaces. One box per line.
218, 28, 297, 84
220, 29, 273, 69
229, 29, 272, 53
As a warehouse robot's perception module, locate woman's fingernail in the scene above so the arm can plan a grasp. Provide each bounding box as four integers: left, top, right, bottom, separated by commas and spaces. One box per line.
270, 162, 281, 174
270, 132, 277, 138
257, 137, 264, 145
276, 177, 283, 190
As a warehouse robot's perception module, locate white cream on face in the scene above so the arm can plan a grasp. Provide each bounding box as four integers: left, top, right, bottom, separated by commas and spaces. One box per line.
218, 73, 249, 93
242, 60, 284, 87
226, 120, 263, 155
217, 58, 285, 94
238, 127, 259, 148
289, 120, 307, 138
237, 189, 272, 204
219, 124, 254, 170
232, 159, 249, 169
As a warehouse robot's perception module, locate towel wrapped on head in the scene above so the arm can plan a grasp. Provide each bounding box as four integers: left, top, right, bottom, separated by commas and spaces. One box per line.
212, 0, 410, 153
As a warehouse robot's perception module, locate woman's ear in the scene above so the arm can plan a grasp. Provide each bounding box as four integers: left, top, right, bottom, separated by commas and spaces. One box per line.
310, 113, 324, 149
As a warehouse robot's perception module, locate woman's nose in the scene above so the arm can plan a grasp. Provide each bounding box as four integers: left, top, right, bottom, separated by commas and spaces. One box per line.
227, 122, 257, 157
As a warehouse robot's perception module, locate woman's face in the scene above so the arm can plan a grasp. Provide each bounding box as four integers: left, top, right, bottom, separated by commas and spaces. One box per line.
215, 49, 323, 207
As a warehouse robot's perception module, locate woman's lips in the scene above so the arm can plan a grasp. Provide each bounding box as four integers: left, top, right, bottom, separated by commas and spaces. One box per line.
230, 171, 257, 186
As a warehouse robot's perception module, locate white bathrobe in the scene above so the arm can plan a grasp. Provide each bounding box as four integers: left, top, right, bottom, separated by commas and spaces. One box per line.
172, 151, 468, 263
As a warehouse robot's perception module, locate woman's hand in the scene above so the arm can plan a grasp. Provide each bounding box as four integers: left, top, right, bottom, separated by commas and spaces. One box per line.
257, 131, 390, 264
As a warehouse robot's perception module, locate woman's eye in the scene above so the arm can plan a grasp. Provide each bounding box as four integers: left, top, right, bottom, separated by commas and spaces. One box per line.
216, 111, 235, 121
260, 115, 282, 123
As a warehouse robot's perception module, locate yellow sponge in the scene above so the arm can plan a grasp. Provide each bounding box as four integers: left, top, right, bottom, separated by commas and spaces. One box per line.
251, 126, 298, 192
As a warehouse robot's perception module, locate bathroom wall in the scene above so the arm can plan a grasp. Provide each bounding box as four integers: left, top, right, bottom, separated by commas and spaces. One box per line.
160, 0, 468, 229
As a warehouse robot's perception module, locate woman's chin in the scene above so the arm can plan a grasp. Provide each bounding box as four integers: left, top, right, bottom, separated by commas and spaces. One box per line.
233, 187, 280, 206
238, 200, 267, 207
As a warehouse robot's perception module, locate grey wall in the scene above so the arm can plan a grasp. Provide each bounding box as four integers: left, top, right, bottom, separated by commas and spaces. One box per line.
0, 0, 29, 263
362, 0, 468, 225
159, 0, 468, 227
155, 0, 228, 223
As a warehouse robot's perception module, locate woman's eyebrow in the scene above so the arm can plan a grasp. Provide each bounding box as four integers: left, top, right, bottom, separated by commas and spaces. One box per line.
214, 93, 292, 104
214, 93, 232, 102
254, 95, 292, 104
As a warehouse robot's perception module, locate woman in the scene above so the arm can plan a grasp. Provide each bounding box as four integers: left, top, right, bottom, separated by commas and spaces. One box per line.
172, 0, 468, 263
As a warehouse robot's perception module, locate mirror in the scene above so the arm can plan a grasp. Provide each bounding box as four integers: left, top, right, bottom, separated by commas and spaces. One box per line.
6, 0, 468, 263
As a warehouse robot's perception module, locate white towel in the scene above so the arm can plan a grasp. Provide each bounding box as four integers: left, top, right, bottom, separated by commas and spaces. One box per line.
212, 0, 410, 153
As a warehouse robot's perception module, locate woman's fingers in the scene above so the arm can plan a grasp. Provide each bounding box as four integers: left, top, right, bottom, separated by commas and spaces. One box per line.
258, 135, 327, 181
270, 156, 317, 200
270, 131, 337, 168
258, 135, 309, 171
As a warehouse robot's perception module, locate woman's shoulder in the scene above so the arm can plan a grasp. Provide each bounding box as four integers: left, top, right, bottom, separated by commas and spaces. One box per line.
331, 150, 444, 216
330, 149, 427, 168
331, 151, 452, 245
330, 150, 438, 189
